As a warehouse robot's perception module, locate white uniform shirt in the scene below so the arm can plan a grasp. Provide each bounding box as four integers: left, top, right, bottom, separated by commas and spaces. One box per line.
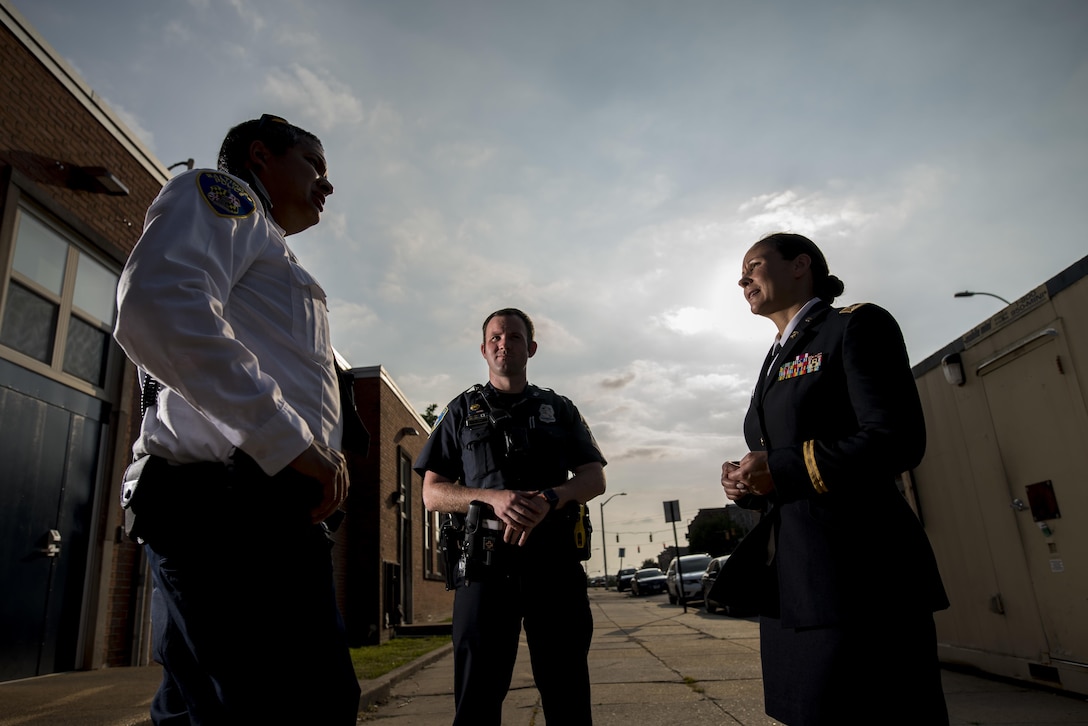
114, 169, 341, 476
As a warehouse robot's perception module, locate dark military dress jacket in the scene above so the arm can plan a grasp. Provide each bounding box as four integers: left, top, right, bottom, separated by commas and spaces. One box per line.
721, 301, 949, 628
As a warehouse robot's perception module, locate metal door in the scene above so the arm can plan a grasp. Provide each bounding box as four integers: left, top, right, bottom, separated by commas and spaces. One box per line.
980, 320, 1088, 669
0, 359, 105, 681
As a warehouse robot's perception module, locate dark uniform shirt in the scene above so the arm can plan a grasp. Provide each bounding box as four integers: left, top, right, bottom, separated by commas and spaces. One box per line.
415, 382, 606, 562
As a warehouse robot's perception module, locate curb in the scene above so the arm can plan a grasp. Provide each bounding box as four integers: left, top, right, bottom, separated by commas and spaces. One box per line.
358, 643, 454, 712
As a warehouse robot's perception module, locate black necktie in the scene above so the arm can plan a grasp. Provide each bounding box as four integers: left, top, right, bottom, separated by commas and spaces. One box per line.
766, 342, 783, 378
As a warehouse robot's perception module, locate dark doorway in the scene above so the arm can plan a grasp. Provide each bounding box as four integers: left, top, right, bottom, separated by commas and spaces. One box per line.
0, 359, 107, 681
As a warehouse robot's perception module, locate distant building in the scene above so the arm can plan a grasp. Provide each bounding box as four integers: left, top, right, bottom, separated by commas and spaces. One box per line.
655, 545, 689, 571
687, 505, 760, 556
336, 366, 450, 645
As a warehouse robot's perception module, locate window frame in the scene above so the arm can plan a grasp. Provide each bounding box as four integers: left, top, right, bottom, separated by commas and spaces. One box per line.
0, 177, 125, 403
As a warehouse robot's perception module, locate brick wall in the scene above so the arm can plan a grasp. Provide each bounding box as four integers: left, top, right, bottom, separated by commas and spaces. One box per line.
0, 19, 163, 670
0, 24, 161, 260
340, 369, 451, 645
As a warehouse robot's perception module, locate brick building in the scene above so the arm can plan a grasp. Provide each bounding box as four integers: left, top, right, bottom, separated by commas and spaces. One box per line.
338, 366, 451, 645
0, 0, 167, 680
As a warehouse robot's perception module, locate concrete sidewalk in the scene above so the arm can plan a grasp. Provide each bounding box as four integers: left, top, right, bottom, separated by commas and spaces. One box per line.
360, 591, 1088, 725
2, 590, 1087, 725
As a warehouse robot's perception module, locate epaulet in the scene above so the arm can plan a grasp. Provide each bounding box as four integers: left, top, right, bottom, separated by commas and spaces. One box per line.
839, 303, 869, 314
526, 384, 551, 397
196, 171, 256, 219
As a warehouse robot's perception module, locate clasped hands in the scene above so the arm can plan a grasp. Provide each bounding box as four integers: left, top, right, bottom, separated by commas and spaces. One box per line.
721, 452, 775, 501
490, 489, 551, 546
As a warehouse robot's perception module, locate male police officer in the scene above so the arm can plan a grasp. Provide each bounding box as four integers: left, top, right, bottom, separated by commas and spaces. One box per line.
417, 308, 607, 725
114, 115, 362, 724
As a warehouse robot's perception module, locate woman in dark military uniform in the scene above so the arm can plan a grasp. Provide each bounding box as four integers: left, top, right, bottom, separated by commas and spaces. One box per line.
719, 233, 949, 725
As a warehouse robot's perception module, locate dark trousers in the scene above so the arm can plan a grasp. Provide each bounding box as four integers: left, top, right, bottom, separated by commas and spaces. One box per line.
137, 459, 360, 725
451, 559, 593, 725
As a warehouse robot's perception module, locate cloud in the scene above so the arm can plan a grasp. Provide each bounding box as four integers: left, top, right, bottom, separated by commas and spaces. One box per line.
656, 306, 716, 335
226, 0, 264, 32
104, 99, 156, 151
163, 20, 191, 45
433, 141, 497, 170
327, 298, 379, 365
600, 371, 635, 390
739, 188, 876, 238
262, 65, 365, 132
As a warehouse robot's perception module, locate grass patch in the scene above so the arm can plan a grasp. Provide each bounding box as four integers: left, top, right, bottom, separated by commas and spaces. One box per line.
350, 635, 452, 680
682, 675, 705, 694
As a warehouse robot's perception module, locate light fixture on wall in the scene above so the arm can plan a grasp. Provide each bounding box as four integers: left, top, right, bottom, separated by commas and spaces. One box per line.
80, 166, 130, 196
167, 159, 195, 172
393, 426, 420, 444
941, 352, 966, 386
954, 290, 1011, 306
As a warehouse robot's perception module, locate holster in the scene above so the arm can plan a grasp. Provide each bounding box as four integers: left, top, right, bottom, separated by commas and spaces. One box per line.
571, 504, 593, 561
439, 516, 463, 591
120, 455, 155, 542
459, 501, 506, 585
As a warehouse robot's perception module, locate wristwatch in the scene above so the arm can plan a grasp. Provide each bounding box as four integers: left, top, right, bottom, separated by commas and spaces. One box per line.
542, 488, 559, 510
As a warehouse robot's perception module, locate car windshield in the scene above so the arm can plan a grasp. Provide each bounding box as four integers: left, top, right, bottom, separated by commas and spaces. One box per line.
636, 568, 664, 578
680, 555, 711, 572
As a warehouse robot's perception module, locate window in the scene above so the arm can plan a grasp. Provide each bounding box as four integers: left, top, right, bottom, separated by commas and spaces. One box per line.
425, 509, 446, 578
0, 205, 118, 393
424, 507, 435, 576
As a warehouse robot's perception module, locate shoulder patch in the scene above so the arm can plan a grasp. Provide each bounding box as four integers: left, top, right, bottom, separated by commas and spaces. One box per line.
196, 172, 256, 218
839, 302, 869, 314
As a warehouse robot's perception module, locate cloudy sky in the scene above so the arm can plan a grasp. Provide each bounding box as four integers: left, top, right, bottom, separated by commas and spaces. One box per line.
14, 0, 1087, 574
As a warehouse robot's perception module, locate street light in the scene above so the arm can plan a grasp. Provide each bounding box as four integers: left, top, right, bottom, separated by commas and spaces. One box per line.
954, 290, 1011, 306
599, 492, 627, 590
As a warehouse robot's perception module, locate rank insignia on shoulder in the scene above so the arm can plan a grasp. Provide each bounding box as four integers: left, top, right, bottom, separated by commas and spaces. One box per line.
197, 172, 256, 218
777, 352, 824, 381
840, 303, 869, 314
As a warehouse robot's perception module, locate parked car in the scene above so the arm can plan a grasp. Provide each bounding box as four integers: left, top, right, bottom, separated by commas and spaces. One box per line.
616, 567, 637, 592
630, 567, 667, 596
666, 553, 712, 604
700, 555, 730, 613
